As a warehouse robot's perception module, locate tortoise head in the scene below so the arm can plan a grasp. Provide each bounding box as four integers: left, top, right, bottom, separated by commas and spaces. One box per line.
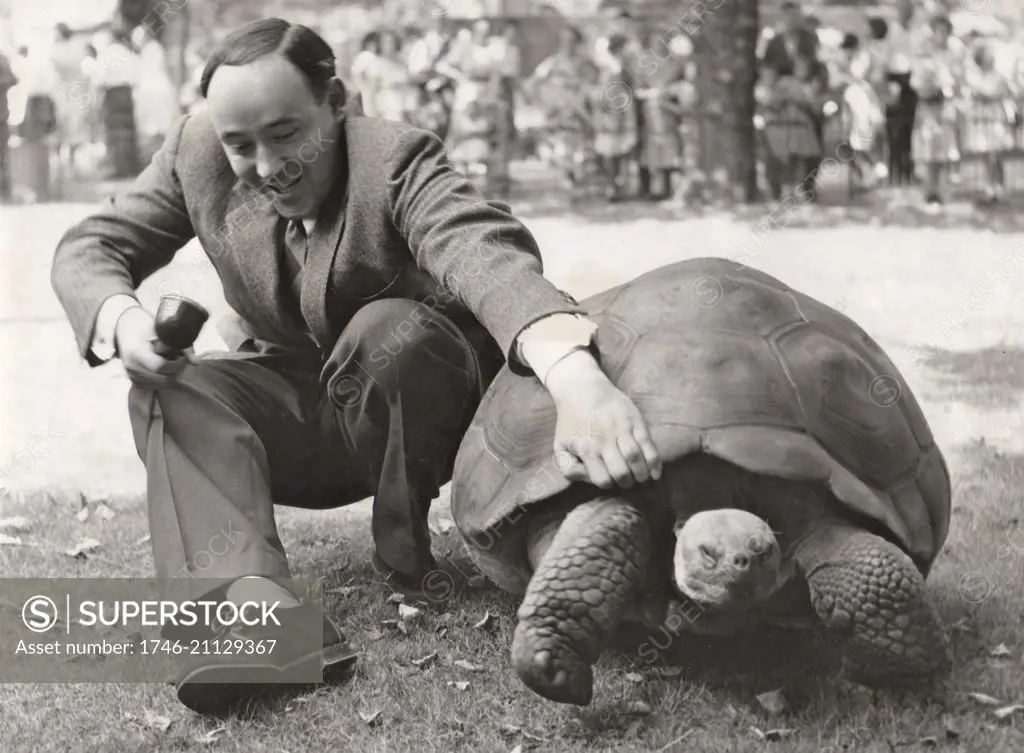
672, 510, 784, 612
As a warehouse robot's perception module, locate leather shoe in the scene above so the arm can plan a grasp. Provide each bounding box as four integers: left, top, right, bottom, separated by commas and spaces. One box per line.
174, 600, 358, 716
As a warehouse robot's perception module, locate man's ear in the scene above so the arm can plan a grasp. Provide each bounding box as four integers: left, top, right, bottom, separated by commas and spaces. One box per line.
325, 77, 348, 120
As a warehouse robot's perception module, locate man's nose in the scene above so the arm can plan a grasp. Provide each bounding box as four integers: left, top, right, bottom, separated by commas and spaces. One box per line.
255, 145, 283, 183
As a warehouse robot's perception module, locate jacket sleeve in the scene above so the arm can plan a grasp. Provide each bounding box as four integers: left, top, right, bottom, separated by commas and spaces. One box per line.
51, 114, 196, 365
386, 127, 584, 367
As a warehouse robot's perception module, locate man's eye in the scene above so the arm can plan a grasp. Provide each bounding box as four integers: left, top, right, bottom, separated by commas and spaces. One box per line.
227, 142, 253, 154
273, 130, 298, 142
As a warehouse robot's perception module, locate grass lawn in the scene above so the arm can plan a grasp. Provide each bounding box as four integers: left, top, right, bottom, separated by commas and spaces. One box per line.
0, 436, 1021, 752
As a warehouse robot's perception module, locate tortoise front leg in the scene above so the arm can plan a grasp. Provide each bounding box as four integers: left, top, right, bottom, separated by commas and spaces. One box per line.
794, 521, 952, 687
512, 496, 653, 705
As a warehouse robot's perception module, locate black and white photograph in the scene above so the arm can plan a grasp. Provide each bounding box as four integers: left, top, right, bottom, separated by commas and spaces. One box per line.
1, 0, 1022, 750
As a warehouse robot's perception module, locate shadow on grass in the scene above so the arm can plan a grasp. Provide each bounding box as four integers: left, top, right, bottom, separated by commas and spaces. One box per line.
922, 346, 1024, 411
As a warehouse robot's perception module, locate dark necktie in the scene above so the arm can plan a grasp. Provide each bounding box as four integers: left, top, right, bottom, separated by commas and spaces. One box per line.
282, 219, 307, 305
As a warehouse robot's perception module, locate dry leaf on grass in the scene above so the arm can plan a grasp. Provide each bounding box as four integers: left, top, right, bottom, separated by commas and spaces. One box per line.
989, 643, 1012, 658
510, 746, 523, 753
498, 723, 521, 738
436, 519, 455, 534
359, 710, 383, 727
135, 534, 151, 546
387, 592, 405, 604
624, 671, 644, 683
0, 516, 32, 533
398, 604, 422, 621
364, 628, 384, 641
625, 700, 653, 716
397, 621, 410, 636
448, 680, 470, 691
0, 533, 24, 546
968, 692, 1003, 706
411, 651, 438, 669
756, 689, 788, 715
750, 727, 795, 741
453, 659, 484, 672
195, 726, 228, 745
65, 538, 102, 559
994, 704, 1024, 721
467, 575, 488, 588
473, 612, 496, 630
436, 612, 454, 625
95, 503, 116, 521
143, 710, 172, 732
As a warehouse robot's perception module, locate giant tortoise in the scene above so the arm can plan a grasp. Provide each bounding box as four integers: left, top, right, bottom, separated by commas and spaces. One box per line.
450, 257, 952, 706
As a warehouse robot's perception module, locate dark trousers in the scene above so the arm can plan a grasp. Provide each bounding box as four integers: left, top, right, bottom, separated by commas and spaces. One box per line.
129, 299, 501, 581
885, 74, 917, 186
103, 85, 139, 178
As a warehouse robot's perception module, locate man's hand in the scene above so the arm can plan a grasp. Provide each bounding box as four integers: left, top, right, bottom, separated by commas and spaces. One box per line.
114, 307, 189, 389
544, 349, 662, 490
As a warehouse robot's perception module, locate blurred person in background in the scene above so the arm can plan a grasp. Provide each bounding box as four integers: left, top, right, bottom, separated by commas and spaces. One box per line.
831, 33, 887, 192
591, 33, 637, 202
0, 44, 16, 201
436, 20, 500, 172
883, 0, 925, 186
524, 25, 595, 188
910, 13, 967, 208
98, 27, 141, 177
962, 40, 1013, 204
132, 25, 180, 165
350, 31, 380, 117
634, 28, 686, 201
366, 29, 415, 123
52, 23, 90, 180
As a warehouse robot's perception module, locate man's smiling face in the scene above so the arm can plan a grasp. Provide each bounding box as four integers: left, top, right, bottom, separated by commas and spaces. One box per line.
205, 54, 344, 220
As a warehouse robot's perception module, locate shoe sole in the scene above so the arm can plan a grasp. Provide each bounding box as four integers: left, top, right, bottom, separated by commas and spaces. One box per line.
176, 649, 359, 716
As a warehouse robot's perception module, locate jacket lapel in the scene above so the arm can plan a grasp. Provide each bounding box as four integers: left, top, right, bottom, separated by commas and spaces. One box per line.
300, 127, 349, 347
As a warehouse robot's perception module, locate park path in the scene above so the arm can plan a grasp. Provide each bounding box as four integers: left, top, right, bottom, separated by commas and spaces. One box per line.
2, 203, 1022, 505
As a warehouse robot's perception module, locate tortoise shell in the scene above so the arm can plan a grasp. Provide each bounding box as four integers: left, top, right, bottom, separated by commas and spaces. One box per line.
451, 258, 951, 580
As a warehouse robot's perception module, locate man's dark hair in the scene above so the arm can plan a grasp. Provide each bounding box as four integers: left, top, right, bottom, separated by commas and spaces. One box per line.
200, 18, 337, 102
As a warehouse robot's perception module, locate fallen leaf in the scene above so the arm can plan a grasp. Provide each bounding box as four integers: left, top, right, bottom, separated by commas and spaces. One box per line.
625, 671, 644, 683
473, 612, 496, 630
359, 710, 382, 727
0, 516, 32, 533
95, 504, 116, 521
411, 651, 438, 669
498, 723, 521, 738
436, 612, 454, 625
467, 575, 488, 588
756, 689, 788, 715
380, 619, 399, 629
143, 709, 172, 732
994, 704, 1024, 721
135, 534, 151, 546
655, 666, 682, 678
437, 519, 455, 533
397, 621, 410, 636
398, 604, 422, 621
453, 659, 483, 672
751, 727, 795, 741
195, 726, 227, 745
448, 680, 470, 691
76, 507, 90, 523
625, 700, 653, 715
65, 538, 102, 559
968, 692, 1003, 706
387, 592, 405, 604
363, 628, 383, 641
510, 746, 523, 753
989, 644, 1012, 658
0, 533, 24, 546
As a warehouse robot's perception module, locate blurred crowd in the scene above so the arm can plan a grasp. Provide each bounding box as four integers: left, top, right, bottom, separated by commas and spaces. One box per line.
2, 2, 1024, 208
0, 20, 180, 201
758, 0, 1024, 208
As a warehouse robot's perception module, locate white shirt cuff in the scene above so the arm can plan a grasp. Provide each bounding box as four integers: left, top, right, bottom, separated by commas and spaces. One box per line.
515, 313, 599, 385
91, 294, 141, 361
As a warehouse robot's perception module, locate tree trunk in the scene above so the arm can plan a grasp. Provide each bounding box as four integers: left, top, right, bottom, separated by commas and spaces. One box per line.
696, 0, 760, 202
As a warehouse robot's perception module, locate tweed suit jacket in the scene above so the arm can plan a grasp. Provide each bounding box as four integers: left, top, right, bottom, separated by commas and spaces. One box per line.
51, 110, 583, 369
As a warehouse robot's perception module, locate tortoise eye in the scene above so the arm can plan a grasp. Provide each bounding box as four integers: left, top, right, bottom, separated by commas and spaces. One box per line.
699, 545, 719, 567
